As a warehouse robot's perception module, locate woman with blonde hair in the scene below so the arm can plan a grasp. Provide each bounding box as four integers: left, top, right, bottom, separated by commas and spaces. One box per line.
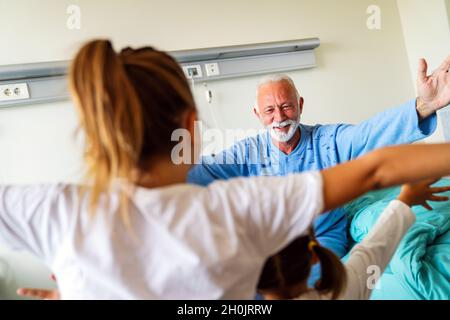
2, 39, 450, 299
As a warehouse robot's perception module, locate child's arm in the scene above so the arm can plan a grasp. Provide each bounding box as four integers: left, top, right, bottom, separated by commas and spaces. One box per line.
341, 180, 450, 300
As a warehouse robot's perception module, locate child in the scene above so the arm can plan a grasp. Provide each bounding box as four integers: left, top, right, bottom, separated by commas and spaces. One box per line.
257, 179, 450, 300
2, 40, 450, 299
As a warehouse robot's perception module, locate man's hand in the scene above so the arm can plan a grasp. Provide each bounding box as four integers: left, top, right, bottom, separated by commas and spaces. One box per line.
416, 54, 450, 120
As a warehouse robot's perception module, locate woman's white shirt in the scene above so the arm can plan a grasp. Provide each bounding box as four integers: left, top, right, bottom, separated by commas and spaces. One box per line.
0, 172, 323, 299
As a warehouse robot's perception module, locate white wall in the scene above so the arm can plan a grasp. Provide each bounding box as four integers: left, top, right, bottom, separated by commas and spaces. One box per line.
0, 0, 433, 298
397, 0, 450, 143
447, 0, 450, 25
0, 0, 415, 137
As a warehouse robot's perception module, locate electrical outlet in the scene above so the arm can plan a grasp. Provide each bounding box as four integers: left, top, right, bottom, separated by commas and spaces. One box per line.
182, 65, 203, 79
205, 63, 220, 76
0, 83, 30, 102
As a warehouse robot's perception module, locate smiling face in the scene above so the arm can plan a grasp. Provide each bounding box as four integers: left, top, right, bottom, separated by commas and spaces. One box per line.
254, 79, 303, 143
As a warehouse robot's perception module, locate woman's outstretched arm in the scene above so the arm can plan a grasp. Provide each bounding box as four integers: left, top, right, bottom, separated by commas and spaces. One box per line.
321, 143, 450, 212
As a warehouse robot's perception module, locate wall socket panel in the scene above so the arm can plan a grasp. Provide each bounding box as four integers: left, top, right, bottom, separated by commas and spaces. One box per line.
0, 83, 30, 102
182, 65, 203, 79
205, 63, 220, 76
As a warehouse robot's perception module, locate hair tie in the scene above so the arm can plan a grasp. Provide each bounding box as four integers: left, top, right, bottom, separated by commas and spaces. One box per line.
308, 240, 318, 252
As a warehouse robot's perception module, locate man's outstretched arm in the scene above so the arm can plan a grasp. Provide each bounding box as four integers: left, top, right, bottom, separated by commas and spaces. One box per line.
333, 54, 450, 162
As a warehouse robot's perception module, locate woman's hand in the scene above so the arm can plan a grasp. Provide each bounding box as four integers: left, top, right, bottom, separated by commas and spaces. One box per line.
17, 288, 60, 300
16, 274, 60, 300
397, 179, 450, 210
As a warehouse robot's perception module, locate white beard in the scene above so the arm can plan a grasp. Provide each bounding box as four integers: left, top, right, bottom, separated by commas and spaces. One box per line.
267, 118, 300, 143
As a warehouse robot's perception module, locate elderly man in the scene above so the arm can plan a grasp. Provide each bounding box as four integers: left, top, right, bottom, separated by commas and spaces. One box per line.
187, 56, 450, 286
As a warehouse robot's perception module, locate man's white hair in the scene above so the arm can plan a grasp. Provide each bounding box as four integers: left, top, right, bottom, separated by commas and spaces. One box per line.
255, 74, 300, 109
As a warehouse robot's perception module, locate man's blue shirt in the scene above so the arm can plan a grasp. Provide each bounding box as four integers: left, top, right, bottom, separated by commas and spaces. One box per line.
187, 99, 436, 257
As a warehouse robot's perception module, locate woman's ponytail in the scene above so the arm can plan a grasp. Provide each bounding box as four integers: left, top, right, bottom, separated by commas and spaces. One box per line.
70, 40, 144, 227
69, 39, 195, 227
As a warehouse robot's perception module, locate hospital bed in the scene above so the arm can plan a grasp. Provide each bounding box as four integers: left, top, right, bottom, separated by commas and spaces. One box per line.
343, 179, 450, 300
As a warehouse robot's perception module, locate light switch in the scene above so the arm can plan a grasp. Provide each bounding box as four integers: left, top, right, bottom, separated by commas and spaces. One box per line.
205, 63, 220, 77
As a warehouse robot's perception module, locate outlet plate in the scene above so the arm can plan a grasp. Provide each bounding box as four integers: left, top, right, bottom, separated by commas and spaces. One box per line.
182, 65, 203, 79
0, 83, 30, 102
205, 63, 220, 77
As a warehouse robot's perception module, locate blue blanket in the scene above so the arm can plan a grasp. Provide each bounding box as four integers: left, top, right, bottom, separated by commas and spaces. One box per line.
344, 179, 450, 300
